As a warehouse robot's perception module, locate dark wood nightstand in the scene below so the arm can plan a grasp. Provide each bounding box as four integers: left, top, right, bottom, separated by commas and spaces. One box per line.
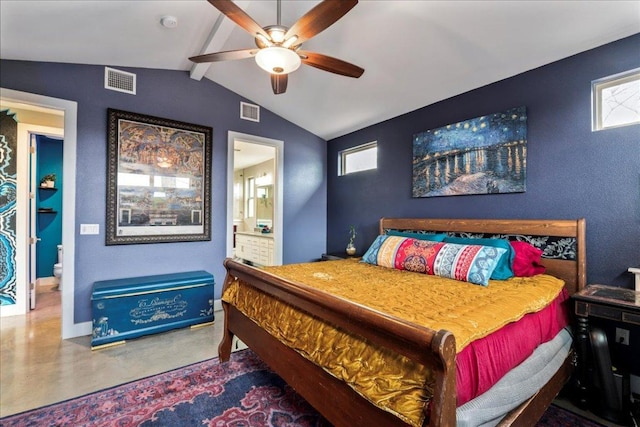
320, 252, 360, 261
572, 284, 640, 424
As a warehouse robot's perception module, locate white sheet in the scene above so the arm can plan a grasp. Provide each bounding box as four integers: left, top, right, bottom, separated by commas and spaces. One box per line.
456, 327, 573, 427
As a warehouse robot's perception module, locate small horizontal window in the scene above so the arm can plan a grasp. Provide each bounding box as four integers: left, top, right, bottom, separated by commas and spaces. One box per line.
339, 141, 377, 176
592, 67, 640, 131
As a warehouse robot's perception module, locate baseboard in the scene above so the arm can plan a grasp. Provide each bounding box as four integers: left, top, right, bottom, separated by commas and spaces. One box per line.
63, 320, 92, 340
37, 276, 59, 287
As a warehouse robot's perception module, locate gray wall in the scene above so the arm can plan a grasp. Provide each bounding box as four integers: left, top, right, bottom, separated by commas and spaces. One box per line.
0, 60, 327, 322
327, 33, 640, 289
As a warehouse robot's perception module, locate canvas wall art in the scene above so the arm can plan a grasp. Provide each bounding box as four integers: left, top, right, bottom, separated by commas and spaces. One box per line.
106, 109, 212, 245
412, 106, 527, 198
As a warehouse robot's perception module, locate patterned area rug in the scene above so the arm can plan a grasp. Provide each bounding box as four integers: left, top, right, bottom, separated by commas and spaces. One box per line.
0, 349, 604, 427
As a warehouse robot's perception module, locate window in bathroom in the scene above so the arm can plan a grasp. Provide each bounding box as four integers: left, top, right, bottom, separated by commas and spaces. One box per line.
246, 176, 255, 218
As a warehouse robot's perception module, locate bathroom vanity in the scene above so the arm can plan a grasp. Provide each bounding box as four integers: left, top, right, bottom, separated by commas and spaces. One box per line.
235, 231, 274, 266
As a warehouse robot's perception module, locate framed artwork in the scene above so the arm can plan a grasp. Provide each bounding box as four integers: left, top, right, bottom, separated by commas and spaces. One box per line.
106, 109, 212, 245
412, 106, 527, 198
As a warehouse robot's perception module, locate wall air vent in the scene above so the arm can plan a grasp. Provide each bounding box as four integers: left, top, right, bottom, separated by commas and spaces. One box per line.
240, 102, 260, 122
104, 67, 136, 95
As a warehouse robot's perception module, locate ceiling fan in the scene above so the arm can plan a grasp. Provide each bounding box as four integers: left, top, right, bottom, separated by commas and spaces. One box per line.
189, 0, 364, 95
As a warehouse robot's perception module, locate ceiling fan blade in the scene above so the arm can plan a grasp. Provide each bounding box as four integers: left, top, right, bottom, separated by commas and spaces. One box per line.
189, 48, 258, 63
284, 0, 358, 45
298, 51, 364, 78
271, 74, 288, 94
208, 0, 269, 39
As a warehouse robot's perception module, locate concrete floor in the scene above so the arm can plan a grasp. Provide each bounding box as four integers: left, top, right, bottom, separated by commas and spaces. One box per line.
0, 285, 224, 417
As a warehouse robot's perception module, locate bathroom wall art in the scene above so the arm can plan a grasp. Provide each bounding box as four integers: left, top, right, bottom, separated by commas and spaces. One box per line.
105, 109, 212, 245
412, 106, 527, 198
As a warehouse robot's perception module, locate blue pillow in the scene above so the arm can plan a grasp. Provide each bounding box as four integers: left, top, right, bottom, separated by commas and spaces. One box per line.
442, 237, 514, 280
386, 230, 446, 242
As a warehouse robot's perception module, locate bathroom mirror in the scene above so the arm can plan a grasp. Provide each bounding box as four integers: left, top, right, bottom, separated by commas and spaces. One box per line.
256, 185, 273, 226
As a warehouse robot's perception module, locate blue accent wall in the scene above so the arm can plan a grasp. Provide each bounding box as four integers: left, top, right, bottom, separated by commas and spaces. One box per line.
36, 135, 63, 278
327, 34, 640, 288
0, 61, 327, 322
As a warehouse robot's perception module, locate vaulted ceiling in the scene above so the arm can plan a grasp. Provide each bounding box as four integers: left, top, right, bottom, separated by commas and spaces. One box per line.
1, 1, 638, 140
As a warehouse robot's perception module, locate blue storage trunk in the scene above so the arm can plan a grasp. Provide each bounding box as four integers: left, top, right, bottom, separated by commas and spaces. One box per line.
91, 270, 214, 349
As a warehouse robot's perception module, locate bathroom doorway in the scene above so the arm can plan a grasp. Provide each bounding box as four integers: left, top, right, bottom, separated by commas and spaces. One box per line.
0, 88, 78, 339
226, 131, 283, 265
33, 133, 64, 308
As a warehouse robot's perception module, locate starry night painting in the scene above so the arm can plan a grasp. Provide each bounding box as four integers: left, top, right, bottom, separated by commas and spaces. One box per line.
412, 106, 527, 198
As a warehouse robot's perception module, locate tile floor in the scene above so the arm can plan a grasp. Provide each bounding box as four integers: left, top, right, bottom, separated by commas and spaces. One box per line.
0, 285, 628, 426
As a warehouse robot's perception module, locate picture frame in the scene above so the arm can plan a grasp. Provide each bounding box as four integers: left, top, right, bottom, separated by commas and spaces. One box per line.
412, 106, 527, 198
106, 109, 212, 245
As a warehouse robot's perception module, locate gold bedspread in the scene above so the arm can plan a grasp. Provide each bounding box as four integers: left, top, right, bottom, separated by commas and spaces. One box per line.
222, 259, 566, 426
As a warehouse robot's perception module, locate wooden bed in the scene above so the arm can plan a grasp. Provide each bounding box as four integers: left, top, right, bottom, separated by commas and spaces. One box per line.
218, 218, 586, 427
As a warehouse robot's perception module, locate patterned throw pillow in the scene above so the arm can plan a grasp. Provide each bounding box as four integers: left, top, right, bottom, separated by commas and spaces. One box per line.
443, 236, 515, 280
361, 235, 507, 286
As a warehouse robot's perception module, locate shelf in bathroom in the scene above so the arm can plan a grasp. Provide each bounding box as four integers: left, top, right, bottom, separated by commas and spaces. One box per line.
38, 208, 57, 214
38, 186, 58, 191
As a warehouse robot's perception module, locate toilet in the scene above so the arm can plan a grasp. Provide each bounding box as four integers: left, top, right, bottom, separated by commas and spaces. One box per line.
53, 245, 63, 289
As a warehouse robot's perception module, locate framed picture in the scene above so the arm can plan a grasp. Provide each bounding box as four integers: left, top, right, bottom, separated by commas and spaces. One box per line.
412, 106, 527, 198
106, 109, 212, 245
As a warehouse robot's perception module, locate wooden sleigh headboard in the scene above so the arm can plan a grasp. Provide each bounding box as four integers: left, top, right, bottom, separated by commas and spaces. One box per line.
380, 217, 587, 294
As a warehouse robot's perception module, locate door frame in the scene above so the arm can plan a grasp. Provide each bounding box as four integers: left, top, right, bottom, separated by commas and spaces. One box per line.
0, 88, 79, 339
226, 131, 283, 265
25, 126, 65, 311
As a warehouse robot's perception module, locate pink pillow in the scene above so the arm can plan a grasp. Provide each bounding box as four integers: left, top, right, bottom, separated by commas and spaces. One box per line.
510, 241, 546, 276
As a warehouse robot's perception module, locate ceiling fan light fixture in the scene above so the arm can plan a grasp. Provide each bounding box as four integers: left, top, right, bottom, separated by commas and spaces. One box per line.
255, 46, 301, 75
263, 25, 287, 44
255, 33, 272, 47
282, 35, 298, 49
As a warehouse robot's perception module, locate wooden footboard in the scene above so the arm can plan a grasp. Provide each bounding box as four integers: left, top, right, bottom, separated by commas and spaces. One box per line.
219, 302, 416, 426
220, 218, 586, 427
219, 259, 457, 426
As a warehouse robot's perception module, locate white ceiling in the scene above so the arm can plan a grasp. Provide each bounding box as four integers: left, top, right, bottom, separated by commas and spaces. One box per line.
234, 139, 275, 170
1, 1, 639, 140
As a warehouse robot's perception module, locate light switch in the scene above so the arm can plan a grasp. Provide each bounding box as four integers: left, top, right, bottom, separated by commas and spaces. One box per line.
80, 224, 100, 235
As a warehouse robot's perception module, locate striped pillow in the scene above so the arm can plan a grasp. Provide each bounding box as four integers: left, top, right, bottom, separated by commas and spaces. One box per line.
361, 235, 506, 286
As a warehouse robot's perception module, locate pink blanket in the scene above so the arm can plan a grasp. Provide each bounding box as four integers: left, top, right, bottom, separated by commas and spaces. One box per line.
456, 288, 570, 405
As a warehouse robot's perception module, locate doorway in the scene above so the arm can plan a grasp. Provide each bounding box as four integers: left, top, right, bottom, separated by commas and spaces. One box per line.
0, 88, 79, 339
226, 131, 283, 265
28, 130, 64, 312
33, 134, 64, 306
